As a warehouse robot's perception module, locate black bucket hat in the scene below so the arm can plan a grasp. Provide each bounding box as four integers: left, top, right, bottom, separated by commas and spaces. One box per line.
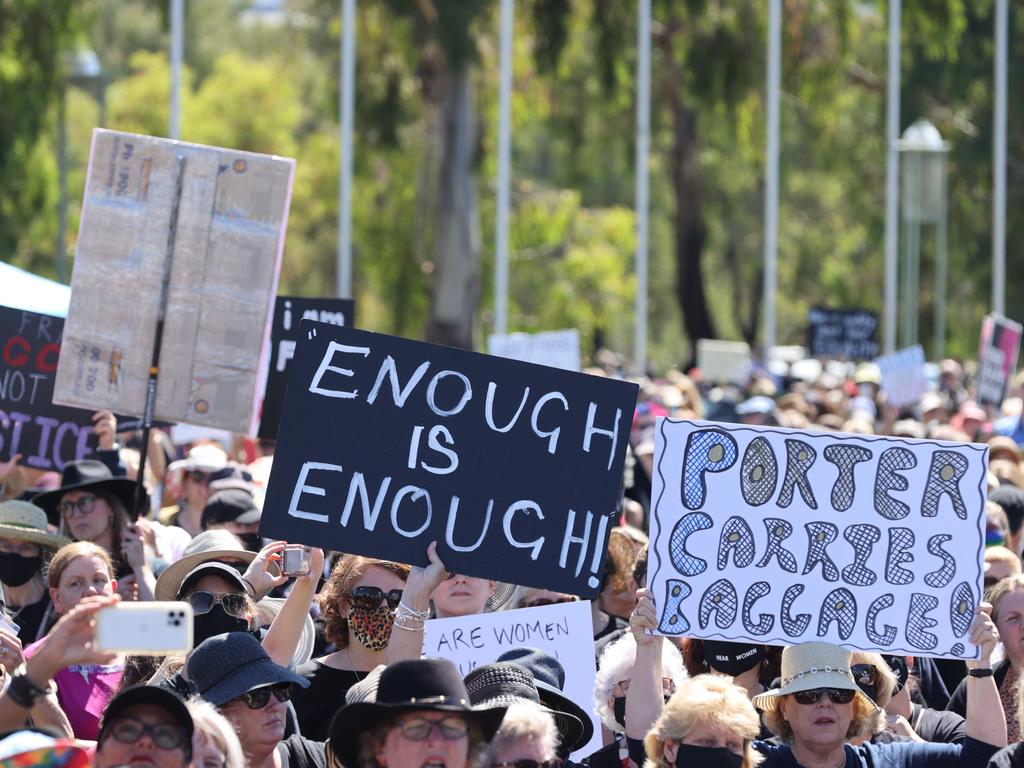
495, 647, 594, 752
34, 460, 138, 526
464, 662, 586, 755
187, 632, 309, 707
327, 659, 507, 768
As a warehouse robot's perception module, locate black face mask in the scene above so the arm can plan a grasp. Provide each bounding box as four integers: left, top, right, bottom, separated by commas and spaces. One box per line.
613, 696, 627, 730
193, 605, 249, 645
238, 533, 262, 553
674, 744, 743, 768
0, 552, 42, 587
703, 641, 765, 677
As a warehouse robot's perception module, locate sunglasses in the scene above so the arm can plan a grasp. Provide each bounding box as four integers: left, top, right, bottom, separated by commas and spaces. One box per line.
232, 682, 293, 710
57, 494, 99, 519
188, 591, 247, 618
493, 761, 564, 768
396, 716, 468, 741
523, 596, 579, 609
107, 716, 186, 750
187, 470, 210, 483
850, 664, 875, 686
792, 688, 856, 706
348, 586, 403, 611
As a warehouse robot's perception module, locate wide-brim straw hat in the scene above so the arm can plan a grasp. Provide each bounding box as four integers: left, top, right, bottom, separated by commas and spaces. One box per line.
751, 641, 877, 713
429, 579, 516, 617
154, 529, 278, 601
328, 659, 507, 768
0, 501, 70, 550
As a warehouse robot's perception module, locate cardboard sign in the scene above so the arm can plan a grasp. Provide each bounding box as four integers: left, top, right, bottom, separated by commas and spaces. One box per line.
423, 600, 601, 760
488, 329, 581, 372
258, 297, 355, 440
648, 419, 986, 658
53, 129, 294, 434
976, 314, 1023, 407
260, 322, 638, 596
876, 346, 930, 409
807, 308, 879, 360
696, 339, 751, 385
0, 305, 98, 471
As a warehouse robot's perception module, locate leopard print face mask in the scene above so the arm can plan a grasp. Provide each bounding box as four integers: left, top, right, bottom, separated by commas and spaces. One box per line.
348, 604, 396, 651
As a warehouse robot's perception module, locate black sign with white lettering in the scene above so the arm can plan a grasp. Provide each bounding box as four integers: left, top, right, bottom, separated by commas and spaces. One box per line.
260, 322, 639, 597
807, 307, 879, 360
0, 305, 100, 471
258, 297, 355, 440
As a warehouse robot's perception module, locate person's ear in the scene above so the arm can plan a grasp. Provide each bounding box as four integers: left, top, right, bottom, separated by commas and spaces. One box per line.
111, 579, 118, 593
663, 740, 679, 763
487, 580, 497, 597
48, 587, 64, 614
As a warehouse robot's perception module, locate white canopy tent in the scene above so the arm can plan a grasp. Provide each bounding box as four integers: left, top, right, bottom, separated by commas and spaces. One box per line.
0, 261, 71, 317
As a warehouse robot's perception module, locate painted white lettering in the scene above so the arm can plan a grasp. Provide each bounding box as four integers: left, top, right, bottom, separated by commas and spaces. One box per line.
308, 342, 370, 398
288, 462, 343, 523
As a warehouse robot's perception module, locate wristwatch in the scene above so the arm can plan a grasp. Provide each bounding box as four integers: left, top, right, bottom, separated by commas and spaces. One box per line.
967, 667, 994, 678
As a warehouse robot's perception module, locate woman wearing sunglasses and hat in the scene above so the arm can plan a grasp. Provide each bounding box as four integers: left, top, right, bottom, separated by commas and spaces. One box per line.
327, 657, 508, 768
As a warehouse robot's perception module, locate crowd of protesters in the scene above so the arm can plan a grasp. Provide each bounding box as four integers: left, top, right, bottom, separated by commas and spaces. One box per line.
0, 351, 1021, 767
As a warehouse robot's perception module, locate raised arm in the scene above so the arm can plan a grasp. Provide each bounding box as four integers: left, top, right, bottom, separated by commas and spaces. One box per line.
263, 546, 325, 668
625, 587, 665, 740
964, 602, 1007, 748
385, 540, 447, 664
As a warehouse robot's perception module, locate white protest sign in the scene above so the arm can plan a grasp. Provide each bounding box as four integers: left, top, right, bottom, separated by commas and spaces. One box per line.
697, 339, 751, 385
423, 600, 601, 759
876, 345, 930, 408
488, 329, 581, 372
53, 129, 294, 434
649, 419, 987, 659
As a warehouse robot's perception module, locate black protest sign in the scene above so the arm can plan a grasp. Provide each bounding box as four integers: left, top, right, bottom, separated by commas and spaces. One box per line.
260, 322, 639, 597
258, 297, 355, 440
807, 307, 879, 360
0, 305, 99, 471
975, 314, 1022, 407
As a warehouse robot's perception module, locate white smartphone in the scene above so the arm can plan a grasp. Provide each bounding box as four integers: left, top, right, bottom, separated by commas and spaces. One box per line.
95, 602, 193, 656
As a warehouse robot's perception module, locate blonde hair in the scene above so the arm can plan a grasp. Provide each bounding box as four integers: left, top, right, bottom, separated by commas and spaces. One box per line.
187, 697, 246, 768
990, 573, 1024, 625
487, 701, 558, 764
47, 541, 114, 589
643, 675, 763, 768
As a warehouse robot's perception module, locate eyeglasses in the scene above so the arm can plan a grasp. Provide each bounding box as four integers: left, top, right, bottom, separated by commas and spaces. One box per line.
348, 586, 403, 611
522, 596, 579, 609
232, 682, 293, 710
107, 716, 186, 750
791, 688, 856, 705
188, 591, 248, 618
492, 761, 564, 768
396, 716, 468, 741
187, 470, 210, 484
57, 495, 99, 519
614, 677, 676, 698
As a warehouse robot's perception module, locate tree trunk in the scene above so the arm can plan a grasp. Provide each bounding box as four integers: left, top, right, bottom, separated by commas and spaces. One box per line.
425, 64, 480, 349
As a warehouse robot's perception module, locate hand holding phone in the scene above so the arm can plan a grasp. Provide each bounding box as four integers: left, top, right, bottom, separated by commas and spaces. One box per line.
282, 545, 311, 577
95, 602, 193, 655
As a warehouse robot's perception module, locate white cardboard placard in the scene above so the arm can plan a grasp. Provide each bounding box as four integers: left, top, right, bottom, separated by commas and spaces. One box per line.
876, 345, 930, 408
488, 329, 581, 372
648, 418, 987, 659
423, 600, 601, 759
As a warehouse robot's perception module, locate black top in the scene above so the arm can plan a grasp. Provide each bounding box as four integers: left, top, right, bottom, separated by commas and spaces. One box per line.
583, 734, 645, 767
10, 592, 52, 646
754, 737, 998, 768
913, 656, 954, 711
947, 660, 1011, 717
912, 706, 966, 745
989, 742, 1024, 768
291, 659, 363, 740
276, 734, 326, 768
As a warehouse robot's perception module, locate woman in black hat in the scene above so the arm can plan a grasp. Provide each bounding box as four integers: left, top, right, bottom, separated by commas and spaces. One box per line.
327, 658, 507, 768
34, 460, 154, 598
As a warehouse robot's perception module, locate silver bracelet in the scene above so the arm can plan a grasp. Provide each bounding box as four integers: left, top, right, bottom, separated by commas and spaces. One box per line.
396, 602, 430, 621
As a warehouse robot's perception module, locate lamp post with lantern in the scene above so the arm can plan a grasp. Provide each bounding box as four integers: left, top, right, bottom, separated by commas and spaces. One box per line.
898, 118, 949, 358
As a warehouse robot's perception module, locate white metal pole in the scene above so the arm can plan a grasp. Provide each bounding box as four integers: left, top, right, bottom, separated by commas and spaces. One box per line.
993, 0, 1007, 315
633, 0, 651, 376
762, 0, 781, 353
883, 0, 901, 355
169, 0, 183, 140
494, 0, 514, 335
338, 0, 356, 298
